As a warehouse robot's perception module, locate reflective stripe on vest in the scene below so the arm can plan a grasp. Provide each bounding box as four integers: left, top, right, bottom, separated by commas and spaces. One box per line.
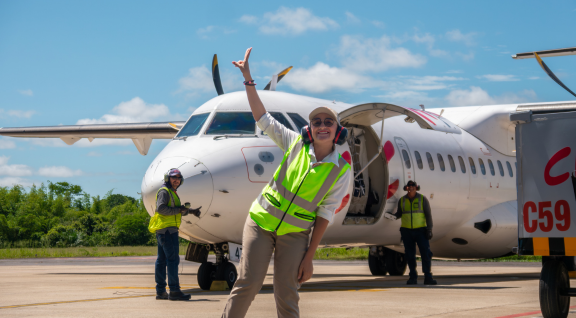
400, 194, 427, 229
148, 187, 182, 233
250, 136, 350, 235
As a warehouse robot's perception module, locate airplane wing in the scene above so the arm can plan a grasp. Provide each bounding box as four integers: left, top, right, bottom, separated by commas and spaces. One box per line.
340, 102, 462, 134
0, 121, 185, 155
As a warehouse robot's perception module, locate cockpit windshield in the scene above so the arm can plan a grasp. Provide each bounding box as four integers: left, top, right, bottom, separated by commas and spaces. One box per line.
176, 113, 210, 138
205, 112, 256, 135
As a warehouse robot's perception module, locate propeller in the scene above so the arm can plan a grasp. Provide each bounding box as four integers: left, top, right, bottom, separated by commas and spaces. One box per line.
512, 48, 576, 98
264, 66, 293, 91
212, 54, 224, 96
533, 52, 576, 98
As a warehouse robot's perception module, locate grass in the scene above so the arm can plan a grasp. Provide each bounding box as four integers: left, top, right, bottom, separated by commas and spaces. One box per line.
0, 246, 542, 262
0, 245, 189, 259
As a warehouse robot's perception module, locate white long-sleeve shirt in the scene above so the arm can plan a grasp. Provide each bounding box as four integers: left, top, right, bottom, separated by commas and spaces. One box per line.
257, 112, 352, 224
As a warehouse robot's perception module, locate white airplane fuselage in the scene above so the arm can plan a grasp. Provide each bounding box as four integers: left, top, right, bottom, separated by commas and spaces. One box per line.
141, 91, 519, 259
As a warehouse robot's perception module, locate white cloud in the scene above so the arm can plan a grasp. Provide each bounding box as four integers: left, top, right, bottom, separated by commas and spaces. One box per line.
18, 89, 33, 96
446, 29, 477, 46
178, 65, 243, 97
401, 75, 466, 91
0, 156, 33, 177
456, 51, 475, 61
283, 62, 382, 93
246, 7, 339, 35
0, 138, 16, 149
87, 151, 101, 157
477, 74, 519, 82
445, 86, 537, 106
239, 15, 258, 24
0, 177, 36, 187
8, 110, 36, 118
529, 76, 540, 80
411, 33, 449, 57
345, 11, 360, 24
196, 25, 236, 39
0, 109, 36, 119
337, 35, 427, 72
371, 21, 385, 28
38, 166, 83, 178
76, 97, 171, 124
197, 25, 215, 39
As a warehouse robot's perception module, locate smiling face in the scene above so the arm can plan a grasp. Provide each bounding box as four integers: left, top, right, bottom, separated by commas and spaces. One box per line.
311, 113, 337, 145
170, 176, 182, 189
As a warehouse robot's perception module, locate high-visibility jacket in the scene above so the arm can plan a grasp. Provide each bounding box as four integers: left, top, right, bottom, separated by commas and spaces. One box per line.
250, 136, 350, 235
400, 194, 427, 229
148, 187, 182, 233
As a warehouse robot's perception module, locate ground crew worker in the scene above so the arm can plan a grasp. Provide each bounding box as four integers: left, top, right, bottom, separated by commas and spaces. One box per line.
149, 168, 201, 301
394, 180, 437, 285
221, 47, 352, 318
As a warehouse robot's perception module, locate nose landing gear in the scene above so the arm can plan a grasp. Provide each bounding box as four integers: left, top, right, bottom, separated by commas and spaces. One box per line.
186, 242, 238, 290
368, 246, 407, 276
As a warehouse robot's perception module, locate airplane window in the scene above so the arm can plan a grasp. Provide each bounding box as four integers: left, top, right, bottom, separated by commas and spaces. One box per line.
437, 154, 445, 171
468, 157, 476, 174
287, 113, 308, 132
497, 160, 504, 176
402, 150, 412, 169
176, 113, 210, 137
478, 158, 486, 175
263, 112, 295, 134
426, 152, 434, 171
458, 156, 466, 173
448, 155, 456, 172
414, 151, 423, 170
506, 161, 513, 177
205, 112, 255, 135
488, 159, 495, 176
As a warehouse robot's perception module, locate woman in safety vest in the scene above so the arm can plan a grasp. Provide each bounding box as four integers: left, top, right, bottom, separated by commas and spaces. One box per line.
149, 168, 201, 301
221, 48, 352, 318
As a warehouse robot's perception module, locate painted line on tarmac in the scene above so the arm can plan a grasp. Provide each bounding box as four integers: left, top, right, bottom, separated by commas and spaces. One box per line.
495, 305, 576, 318
0, 294, 155, 310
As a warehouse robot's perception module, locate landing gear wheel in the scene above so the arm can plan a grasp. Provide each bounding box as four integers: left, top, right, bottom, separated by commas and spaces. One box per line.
540, 260, 570, 318
197, 262, 216, 290
385, 249, 407, 276
217, 261, 238, 289
368, 253, 387, 276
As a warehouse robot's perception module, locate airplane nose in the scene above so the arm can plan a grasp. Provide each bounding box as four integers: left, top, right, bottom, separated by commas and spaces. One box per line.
142, 156, 213, 221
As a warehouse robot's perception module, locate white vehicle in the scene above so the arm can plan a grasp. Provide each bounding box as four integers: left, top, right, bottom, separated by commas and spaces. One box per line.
2, 54, 575, 290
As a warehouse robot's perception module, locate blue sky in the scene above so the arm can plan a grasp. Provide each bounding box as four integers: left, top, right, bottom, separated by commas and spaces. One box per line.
1, 0, 575, 197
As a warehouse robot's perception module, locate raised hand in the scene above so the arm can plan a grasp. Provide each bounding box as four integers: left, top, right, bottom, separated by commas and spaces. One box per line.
232, 47, 252, 80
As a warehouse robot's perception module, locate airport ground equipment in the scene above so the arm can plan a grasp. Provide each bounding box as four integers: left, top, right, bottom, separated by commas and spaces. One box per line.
512, 109, 576, 318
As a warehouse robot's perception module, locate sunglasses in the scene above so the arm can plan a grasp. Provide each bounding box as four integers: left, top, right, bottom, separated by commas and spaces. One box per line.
311, 118, 335, 128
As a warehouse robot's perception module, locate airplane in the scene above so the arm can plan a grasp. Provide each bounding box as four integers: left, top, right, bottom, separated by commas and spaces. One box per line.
1, 50, 575, 290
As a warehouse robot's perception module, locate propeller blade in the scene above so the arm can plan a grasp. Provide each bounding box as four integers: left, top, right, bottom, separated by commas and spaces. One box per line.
534, 52, 576, 98
264, 66, 293, 90
212, 54, 224, 96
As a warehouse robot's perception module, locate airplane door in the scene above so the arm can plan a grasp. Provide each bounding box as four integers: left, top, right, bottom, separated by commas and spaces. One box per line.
394, 137, 415, 185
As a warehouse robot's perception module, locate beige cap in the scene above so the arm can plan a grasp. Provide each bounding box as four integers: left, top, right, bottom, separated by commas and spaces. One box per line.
308, 106, 340, 122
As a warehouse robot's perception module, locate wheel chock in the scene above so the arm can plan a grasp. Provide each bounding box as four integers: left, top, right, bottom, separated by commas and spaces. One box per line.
210, 280, 229, 291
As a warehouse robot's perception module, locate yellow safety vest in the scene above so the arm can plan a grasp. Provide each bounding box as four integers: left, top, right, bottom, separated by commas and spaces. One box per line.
148, 187, 182, 233
249, 136, 350, 235
400, 194, 427, 229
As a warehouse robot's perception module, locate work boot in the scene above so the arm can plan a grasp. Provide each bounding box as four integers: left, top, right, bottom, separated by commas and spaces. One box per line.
169, 290, 191, 301
156, 292, 169, 300
424, 275, 437, 285
406, 277, 417, 285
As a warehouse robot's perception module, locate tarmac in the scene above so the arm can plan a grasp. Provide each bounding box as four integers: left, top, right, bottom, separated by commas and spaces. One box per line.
1, 256, 575, 318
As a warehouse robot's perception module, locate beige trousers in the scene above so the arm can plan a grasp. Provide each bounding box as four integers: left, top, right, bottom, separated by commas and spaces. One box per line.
221, 216, 310, 318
